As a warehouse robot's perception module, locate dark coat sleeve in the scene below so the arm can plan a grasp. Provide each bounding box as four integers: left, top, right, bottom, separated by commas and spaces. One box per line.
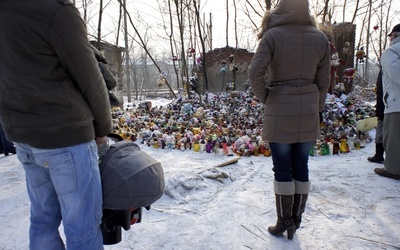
99, 62, 117, 90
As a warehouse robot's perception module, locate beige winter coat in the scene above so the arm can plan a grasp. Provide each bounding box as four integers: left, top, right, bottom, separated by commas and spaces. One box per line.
248, 0, 330, 144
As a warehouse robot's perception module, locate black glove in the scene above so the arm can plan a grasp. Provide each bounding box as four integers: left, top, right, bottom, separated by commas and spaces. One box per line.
319, 112, 323, 124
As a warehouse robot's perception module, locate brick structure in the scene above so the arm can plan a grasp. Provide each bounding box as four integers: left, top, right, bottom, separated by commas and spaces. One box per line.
90, 41, 125, 91
197, 46, 254, 93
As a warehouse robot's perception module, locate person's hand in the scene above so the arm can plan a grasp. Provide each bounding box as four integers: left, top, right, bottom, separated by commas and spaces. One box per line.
96, 136, 110, 157
95, 136, 108, 146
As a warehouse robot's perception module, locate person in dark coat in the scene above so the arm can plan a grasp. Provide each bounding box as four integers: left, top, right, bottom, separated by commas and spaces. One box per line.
367, 70, 384, 163
0, 0, 112, 248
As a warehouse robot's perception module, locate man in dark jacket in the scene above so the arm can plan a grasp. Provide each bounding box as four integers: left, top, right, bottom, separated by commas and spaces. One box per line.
0, 0, 112, 248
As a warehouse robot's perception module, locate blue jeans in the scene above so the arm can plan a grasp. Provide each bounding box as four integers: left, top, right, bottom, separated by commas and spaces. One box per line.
16, 140, 104, 250
269, 142, 313, 182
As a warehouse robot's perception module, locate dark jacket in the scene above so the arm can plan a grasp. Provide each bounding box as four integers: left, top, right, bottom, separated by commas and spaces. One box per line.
375, 70, 384, 120
0, 0, 112, 148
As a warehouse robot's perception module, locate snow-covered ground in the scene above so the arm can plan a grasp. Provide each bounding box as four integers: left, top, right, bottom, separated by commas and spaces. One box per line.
0, 130, 399, 250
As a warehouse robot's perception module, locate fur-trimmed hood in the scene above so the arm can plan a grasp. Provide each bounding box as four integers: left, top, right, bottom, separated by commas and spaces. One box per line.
257, 0, 316, 39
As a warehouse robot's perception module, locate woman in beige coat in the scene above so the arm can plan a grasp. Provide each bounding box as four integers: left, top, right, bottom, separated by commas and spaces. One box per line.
248, 0, 330, 240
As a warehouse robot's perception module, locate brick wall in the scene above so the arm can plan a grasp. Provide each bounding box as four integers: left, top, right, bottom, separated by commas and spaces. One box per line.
197, 46, 254, 93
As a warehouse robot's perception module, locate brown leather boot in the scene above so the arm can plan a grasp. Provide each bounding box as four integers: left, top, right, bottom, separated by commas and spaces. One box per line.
292, 180, 311, 231
293, 194, 308, 230
268, 194, 295, 240
268, 181, 295, 240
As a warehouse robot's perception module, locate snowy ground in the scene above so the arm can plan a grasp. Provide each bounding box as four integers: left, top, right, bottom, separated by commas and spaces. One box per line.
0, 132, 399, 250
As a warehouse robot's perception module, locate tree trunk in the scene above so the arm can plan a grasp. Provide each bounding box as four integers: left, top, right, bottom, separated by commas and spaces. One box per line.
167, 0, 180, 89
226, 0, 229, 47
233, 0, 238, 48
194, 0, 209, 93
118, 0, 176, 98
123, 0, 131, 102
174, 0, 190, 98
96, 0, 103, 48
116, 2, 122, 45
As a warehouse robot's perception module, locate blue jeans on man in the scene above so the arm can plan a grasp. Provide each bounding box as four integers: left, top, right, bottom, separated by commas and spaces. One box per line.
269, 142, 314, 182
16, 140, 104, 249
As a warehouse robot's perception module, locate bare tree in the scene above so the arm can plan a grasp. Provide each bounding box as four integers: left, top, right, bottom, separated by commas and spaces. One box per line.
174, 0, 190, 97
233, 0, 238, 48
187, 3, 196, 72
122, 0, 131, 102
164, 0, 181, 89
118, 0, 177, 98
226, 0, 229, 47
95, 0, 113, 47
243, 0, 273, 34
96, 0, 103, 48
364, 0, 373, 82
351, 0, 361, 24
207, 13, 213, 51
380, 0, 394, 54
115, 2, 123, 45
74, 0, 95, 24
321, 0, 330, 24
193, 0, 209, 92
77, 0, 399, 99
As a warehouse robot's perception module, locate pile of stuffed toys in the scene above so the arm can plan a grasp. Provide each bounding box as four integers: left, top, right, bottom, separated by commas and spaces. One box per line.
110, 85, 375, 157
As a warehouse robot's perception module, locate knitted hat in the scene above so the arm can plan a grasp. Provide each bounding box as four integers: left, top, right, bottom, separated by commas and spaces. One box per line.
388, 23, 400, 36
